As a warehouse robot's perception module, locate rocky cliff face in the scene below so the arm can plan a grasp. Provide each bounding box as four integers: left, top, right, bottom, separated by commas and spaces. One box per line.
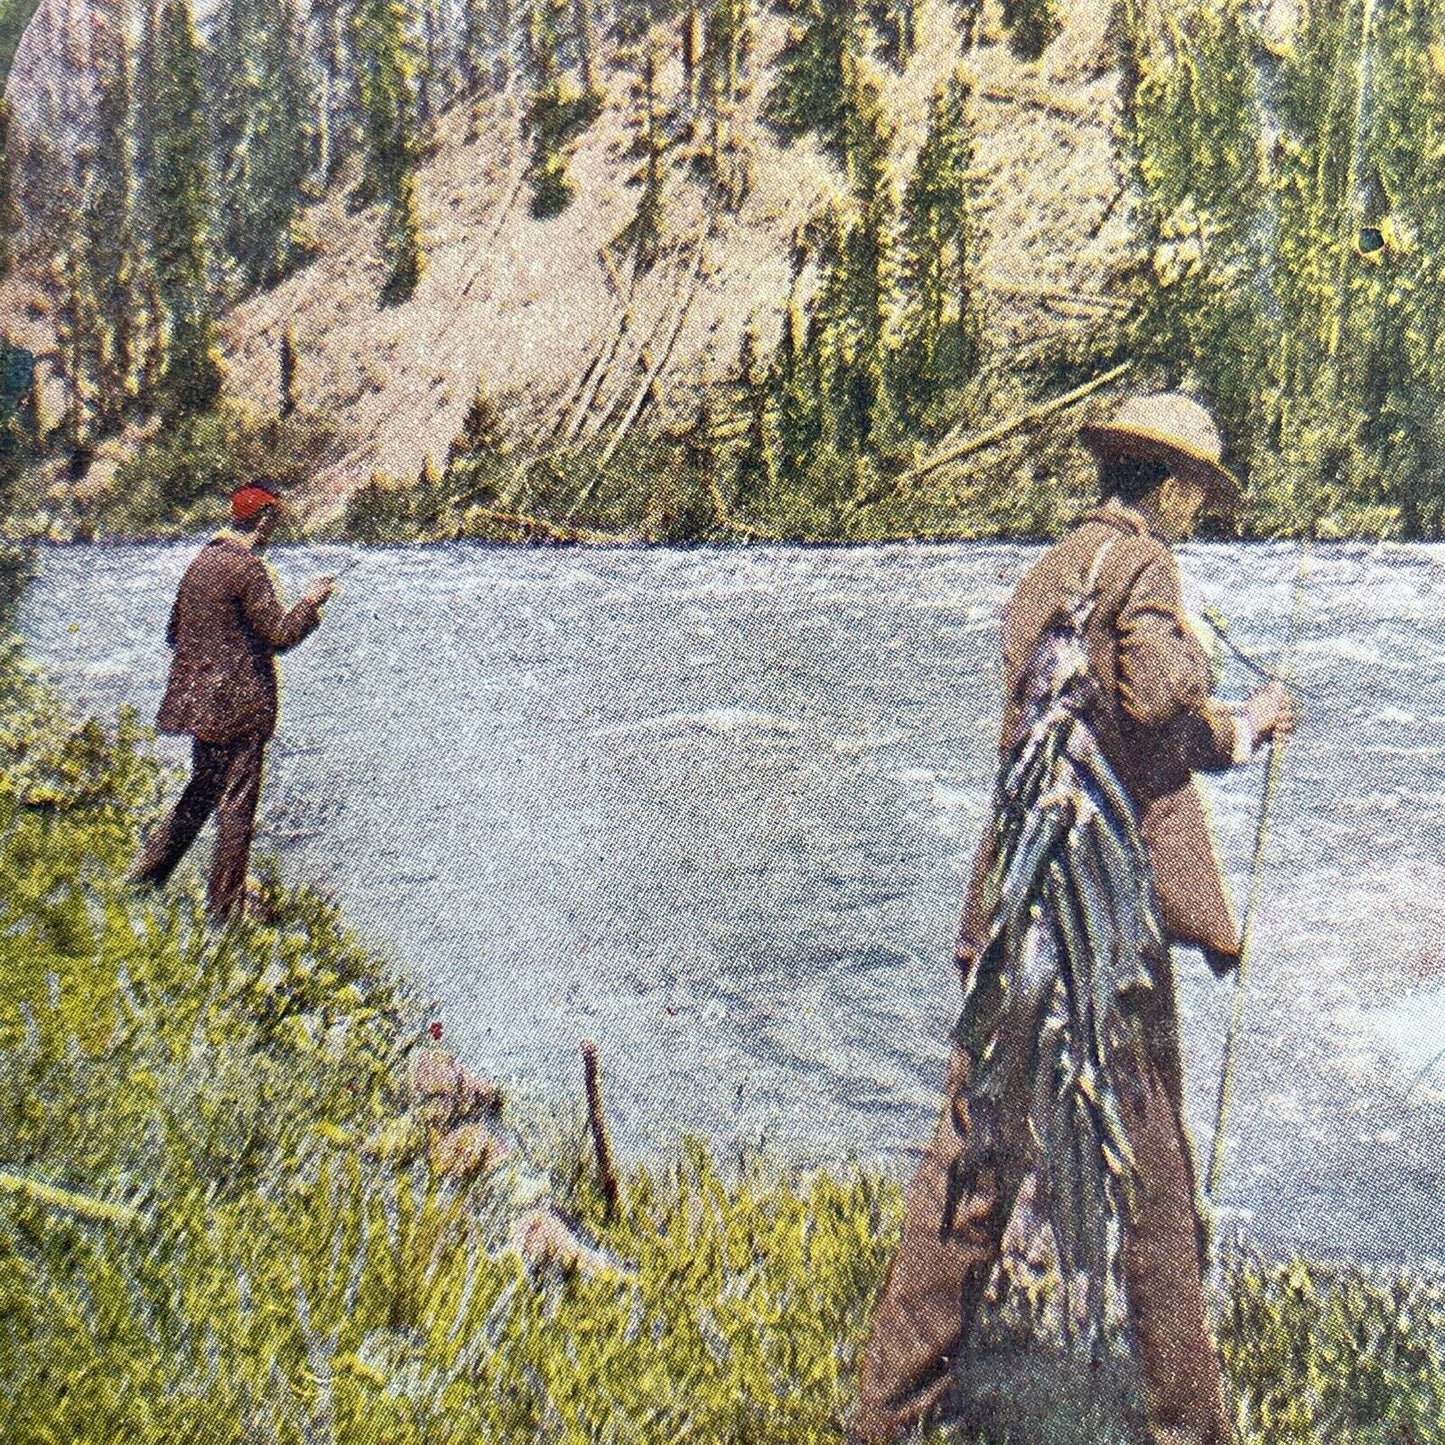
1, 0, 1136, 522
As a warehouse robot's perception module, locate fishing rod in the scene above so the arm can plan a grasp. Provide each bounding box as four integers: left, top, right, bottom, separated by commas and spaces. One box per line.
1205, 543, 1310, 1203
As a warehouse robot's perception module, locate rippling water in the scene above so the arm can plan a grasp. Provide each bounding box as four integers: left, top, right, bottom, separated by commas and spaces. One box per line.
19, 540, 1445, 1265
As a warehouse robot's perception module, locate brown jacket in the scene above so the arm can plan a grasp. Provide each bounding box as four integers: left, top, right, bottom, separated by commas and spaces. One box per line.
960, 505, 1244, 970
156, 536, 322, 743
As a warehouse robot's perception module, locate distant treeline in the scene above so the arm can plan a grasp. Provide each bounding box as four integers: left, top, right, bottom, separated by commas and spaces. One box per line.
6, 0, 1444, 541
1118, 0, 1445, 539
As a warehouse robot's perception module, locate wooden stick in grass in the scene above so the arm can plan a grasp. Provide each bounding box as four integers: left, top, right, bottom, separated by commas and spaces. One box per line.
581, 1040, 621, 1218
0, 1169, 145, 1228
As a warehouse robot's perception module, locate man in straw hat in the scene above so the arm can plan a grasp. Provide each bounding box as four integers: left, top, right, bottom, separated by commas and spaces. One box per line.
849, 393, 1295, 1444
132, 479, 335, 918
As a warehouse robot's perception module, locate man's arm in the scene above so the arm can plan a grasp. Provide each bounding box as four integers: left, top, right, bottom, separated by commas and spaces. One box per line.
1116, 550, 1244, 771
238, 562, 326, 652
1117, 550, 1295, 771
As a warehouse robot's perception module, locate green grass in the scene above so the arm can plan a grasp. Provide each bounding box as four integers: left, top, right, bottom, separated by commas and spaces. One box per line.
0, 0, 38, 88
2, 633, 1445, 1442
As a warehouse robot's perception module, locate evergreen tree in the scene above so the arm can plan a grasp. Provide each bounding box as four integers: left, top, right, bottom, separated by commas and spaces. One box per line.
18, 87, 69, 247
489, 0, 513, 93
85, 11, 140, 428
827, 58, 894, 455
771, 304, 823, 478
279, 326, 298, 415
764, 0, 854, 158
380, 168, 424, 302
702, 0, 747, 108
890, 73, 981, 434
352, 0, 426, 300
351, 0, 418, 209
1001, 0, 1057, 63
444, 378, 509, 520
573, 0, 596, 97
730, 322, 771, 505
617, 45, 664, 270
212, 0, 314, 289
866, 0, 914, 70
459, 0, 486, 91
140, 0, 224, 413
312, 0, 346, 180
0, 103, 19, 278
55, 168, 104, 450
522, 0, 597, 217
133, 0, 161, 206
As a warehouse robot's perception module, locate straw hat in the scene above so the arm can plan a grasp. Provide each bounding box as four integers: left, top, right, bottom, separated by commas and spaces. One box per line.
1079, 392, 1240, 509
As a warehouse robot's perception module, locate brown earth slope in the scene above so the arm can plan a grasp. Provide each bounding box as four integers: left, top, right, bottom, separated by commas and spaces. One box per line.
2, 0, 1133, 526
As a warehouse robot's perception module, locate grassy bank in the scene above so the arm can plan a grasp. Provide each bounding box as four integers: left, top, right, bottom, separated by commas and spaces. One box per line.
2, 637, 1445, 1442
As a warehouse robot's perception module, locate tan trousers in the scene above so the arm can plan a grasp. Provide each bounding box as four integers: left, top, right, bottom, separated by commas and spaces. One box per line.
133, 735, 267, 918
852, 952, 1230, 1445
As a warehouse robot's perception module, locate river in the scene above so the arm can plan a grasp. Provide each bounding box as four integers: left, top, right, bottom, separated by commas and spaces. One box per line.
17, 540, 1445, 1266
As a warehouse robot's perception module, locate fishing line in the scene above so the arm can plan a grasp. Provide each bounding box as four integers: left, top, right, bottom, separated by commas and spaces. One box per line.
1200, 607, 1322, 698
1205, 541, 1309, 1203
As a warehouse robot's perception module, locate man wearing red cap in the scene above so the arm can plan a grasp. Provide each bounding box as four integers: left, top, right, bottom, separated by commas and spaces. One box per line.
132, 479, 334, 917
851, 394, 1297, 1445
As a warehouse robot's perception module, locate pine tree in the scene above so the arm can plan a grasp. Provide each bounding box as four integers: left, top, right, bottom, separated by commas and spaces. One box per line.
523, 0, 596, 218
380, 168, 424, 302
352, 0, 418, 207
828, 57, 894, 455
141, 0, 224, 413
1001, 0, 1057, 63
573, 0, 596, 97
891, 73, 980, 434
312, 0, 345, 180
764, 0, 854, 158
489, 0, 513, 93
352, 0, 426, 300
55, 169, 105, 451
18, 86, 69, 247
86, 5, 139, 427
0, 103, 19, 278
702, 0, 747, 108
212, 0, 313, 289
730, 322, 771, 505
771, 304, 823, 478
279, 326, 298, 415
133, 0, 160, 198
617, 44, 664, 270
459, 0, 485, 91
866, 0, 914, 70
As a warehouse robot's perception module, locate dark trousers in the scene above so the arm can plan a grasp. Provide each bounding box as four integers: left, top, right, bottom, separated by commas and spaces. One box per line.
853, 952, 1231, 1445
132, 735, 267, 918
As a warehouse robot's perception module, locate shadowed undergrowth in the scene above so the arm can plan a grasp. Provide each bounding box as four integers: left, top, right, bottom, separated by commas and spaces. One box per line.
0, 637, 1444, 1442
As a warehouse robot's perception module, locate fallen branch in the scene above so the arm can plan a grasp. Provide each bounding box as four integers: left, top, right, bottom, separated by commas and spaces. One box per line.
559, 238, 648, 447
985, 279, 1134, 312
466, 505, 628, 544
570, 238, 707, 515
580, 239, 705, 482
580, 288, 681, 445
581, 1041, 621, 1219
977, 83, 1101, 124
849, 361, 1134, 514
0, 1169, 146, 1229
706, 475, 778, 541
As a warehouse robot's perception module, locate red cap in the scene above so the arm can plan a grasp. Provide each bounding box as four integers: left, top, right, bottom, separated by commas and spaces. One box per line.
231, 483, 282, 522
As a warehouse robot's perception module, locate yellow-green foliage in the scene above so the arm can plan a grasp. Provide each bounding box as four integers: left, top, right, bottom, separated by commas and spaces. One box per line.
0, 640, 903, 1442
1220, 1252, 1445, 1444
4, 636, 1445, 1444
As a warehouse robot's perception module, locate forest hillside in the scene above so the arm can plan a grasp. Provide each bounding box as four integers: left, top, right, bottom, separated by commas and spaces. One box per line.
0, 0, 1439, 542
